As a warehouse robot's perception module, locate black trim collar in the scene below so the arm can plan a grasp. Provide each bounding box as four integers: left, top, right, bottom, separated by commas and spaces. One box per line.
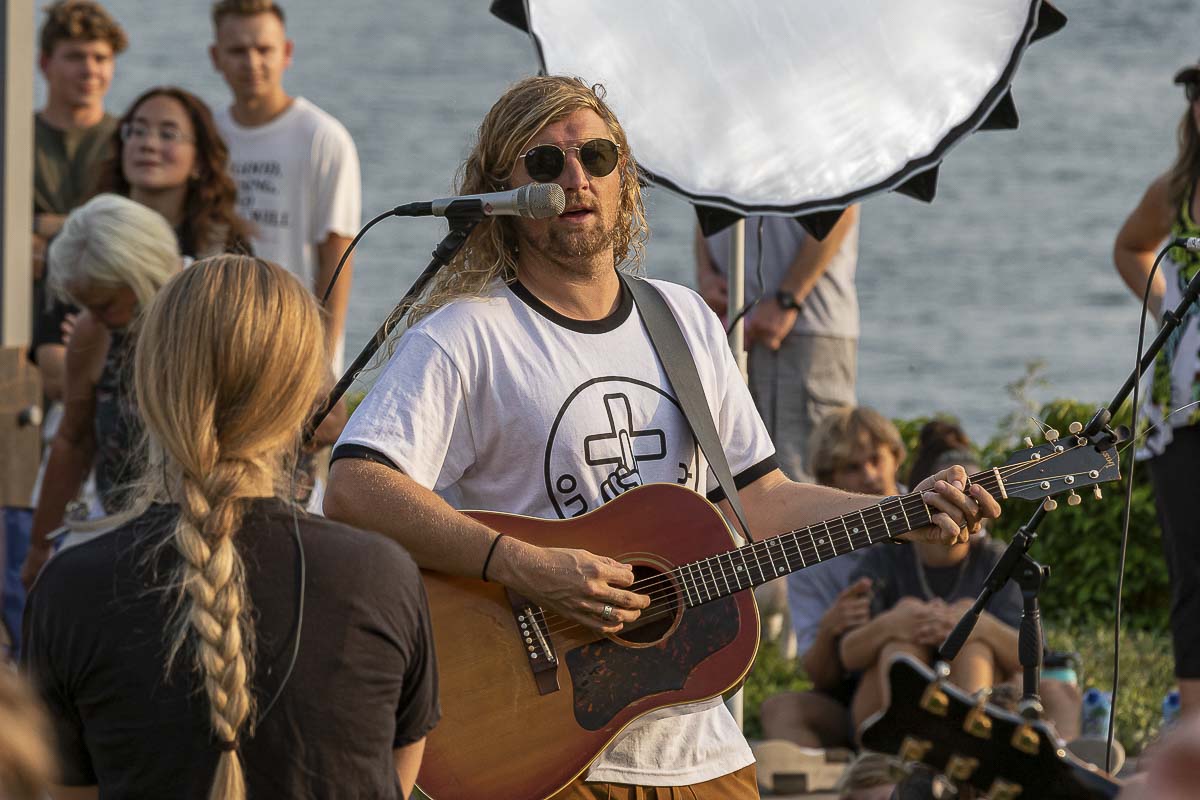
507, 279, 633, 334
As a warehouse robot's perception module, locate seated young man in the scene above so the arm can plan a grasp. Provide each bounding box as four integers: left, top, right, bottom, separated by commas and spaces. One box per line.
841, 420, 1082, 738
761, 407, 906, 749
840, 420, 1021, 733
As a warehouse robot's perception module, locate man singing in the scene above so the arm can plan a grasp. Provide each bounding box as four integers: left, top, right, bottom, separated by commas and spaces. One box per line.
325, 75, 998, 799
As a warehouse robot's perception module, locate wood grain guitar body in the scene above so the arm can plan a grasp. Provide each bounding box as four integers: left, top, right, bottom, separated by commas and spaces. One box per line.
416, 483, 759, 800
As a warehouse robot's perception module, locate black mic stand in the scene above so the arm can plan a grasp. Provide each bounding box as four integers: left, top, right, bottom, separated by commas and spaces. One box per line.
304, 207, 485, 443
937, 261, 1200, 722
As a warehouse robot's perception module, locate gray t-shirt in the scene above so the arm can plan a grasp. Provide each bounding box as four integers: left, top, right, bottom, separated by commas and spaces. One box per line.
706, 215, 859, 339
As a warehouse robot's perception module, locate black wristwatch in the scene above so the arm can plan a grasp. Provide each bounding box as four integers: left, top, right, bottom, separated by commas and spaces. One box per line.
775, 289, 800, 311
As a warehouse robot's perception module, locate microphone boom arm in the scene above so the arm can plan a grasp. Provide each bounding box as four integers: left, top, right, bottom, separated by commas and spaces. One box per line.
304, 207, 485, 444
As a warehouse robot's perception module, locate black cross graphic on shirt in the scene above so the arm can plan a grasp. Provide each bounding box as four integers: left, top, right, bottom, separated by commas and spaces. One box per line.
582, 393, 667, 468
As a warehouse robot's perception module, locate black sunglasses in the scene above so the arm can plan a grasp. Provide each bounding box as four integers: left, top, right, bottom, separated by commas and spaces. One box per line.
519, 139, 620, 183
1187, 82, 1200, 103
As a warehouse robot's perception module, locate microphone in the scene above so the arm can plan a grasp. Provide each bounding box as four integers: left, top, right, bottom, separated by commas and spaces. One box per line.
393, 184, 566, 220
1174, 237, 1200, 252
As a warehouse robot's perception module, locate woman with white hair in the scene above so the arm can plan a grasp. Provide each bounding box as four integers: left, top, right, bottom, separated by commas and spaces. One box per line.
20, 193, 181, 588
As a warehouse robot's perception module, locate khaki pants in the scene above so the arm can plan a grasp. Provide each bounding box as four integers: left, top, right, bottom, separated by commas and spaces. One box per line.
548, 764, 759, 800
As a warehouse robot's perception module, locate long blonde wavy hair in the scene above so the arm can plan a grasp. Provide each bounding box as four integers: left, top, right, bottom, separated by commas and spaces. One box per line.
407, 75, 649, 324
133, 255, 326, 800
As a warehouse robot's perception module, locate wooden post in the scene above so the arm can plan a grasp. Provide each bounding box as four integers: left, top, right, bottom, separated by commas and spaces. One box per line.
1, 0, 40, 512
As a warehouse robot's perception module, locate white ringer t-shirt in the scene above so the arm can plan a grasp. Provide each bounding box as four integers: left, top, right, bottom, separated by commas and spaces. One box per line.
335, 276, 776, 785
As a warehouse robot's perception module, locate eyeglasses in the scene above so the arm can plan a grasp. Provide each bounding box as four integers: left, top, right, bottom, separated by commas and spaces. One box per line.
518, 139, 620, 183
120, 122, 195, 146
1187, 82, 1200, 103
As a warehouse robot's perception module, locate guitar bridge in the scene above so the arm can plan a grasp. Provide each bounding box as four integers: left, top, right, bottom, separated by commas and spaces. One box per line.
506, 589, 559, 696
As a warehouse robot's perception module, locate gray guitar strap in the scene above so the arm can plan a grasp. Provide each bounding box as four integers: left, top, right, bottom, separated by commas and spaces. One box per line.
622, 273, 755, 542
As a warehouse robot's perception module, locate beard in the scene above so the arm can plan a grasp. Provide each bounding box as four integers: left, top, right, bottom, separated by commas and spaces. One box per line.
516, 192, 619, 272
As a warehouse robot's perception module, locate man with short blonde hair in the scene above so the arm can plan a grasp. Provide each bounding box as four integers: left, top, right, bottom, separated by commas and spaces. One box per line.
209, 0, 360, 374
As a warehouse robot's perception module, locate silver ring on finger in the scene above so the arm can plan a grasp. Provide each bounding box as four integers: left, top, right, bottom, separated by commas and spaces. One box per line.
601, 604, 614, 622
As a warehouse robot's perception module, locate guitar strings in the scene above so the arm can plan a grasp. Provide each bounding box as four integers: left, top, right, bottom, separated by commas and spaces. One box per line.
574, 450, 1084, 615
530, 451, 1094, 639
528, 448, 1100, 640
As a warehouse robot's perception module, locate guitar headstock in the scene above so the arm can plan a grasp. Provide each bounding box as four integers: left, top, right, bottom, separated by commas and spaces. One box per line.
861, 655, 1121, 800
994, 433, 1120, 508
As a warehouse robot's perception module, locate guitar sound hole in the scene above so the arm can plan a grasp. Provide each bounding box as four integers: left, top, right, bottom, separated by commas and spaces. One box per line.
614, 565, 681, 645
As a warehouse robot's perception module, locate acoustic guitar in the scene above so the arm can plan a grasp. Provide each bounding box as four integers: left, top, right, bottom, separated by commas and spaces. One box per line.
417, 435, 1120, 799
861, 653, 1122, 799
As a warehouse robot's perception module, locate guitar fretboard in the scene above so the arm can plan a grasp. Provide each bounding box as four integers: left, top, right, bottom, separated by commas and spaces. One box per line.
672, 469, 1001, 608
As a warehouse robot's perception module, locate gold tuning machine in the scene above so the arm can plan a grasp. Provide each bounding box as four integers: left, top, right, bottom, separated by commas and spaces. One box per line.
886, 755, 914, 784
1045, 429, 1060, 443
1067, 490, 1081, 507
945, 754, 980, 782
896, 737, 932, 776
921, 661, 952, 716
964, 691, 994, 740
921, 681, 950, 717
1094, 486, 1103, 501
1069, 421, 1083, 434
987, 777, 1024, 800
1042, 498, 1057, 512
1011, 722, 1041, 755
1023, 437, 1034, 448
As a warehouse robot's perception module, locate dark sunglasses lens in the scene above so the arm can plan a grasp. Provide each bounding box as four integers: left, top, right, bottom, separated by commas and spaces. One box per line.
581, 139, 619, 177
525, 145, 565, 183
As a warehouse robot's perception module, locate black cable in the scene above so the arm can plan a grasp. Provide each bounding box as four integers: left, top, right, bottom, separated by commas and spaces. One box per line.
319, 208, 398, 306
1105, 242, 1170, 772
724, 217, 767, 335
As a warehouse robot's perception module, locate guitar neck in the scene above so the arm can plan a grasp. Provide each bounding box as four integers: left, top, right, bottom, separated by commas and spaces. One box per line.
675, 468, 1003, 608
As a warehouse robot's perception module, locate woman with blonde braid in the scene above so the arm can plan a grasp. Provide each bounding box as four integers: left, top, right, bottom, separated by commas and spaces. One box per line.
22, 256, 439, 799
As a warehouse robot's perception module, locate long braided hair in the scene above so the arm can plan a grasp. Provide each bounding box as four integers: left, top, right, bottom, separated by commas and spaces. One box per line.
133, 255, 326, 800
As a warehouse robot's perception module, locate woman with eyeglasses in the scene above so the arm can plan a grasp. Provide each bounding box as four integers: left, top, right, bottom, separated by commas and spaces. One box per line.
21, 194, 181, 590
22, 256, 438, 800
100, 86, 251, 259
1112, 57, 1200, 717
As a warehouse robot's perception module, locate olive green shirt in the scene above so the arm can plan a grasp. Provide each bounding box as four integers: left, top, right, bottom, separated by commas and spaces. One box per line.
33, 112, 117, 215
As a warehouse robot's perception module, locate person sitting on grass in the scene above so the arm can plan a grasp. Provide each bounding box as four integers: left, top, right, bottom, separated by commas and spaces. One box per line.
840, 420, 1023, 733
761, 407, 906, 751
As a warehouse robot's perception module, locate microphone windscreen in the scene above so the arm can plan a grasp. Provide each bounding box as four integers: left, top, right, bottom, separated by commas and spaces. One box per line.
524, 183, 567, 219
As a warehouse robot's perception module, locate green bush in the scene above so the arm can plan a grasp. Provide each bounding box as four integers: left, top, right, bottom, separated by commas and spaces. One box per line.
894, 385, 1169, 633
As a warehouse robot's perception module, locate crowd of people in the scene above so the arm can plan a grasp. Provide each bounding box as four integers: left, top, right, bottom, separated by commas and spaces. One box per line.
1, 2, 1198, 799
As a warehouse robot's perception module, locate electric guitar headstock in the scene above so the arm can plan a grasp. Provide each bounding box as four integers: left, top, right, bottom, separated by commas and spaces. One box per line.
861, 655, 1122, 800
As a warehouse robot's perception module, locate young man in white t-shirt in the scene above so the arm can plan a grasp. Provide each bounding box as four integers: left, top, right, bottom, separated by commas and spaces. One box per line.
208, 0, 359, 380
324, 76, 999, 798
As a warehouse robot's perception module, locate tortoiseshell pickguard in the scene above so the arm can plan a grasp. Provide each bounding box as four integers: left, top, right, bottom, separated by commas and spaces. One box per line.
565, 597, 740, 730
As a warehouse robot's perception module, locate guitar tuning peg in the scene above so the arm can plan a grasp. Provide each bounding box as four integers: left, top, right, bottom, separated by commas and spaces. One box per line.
1069, 421, 1083, 434
1044, 428, 1060, 443
886, 758, 914, 784
1067, 490, 1081, 507
988, 778, 1025, 800
945, 754, 981, 782
964, 698, 994, 740
1023, 437, 1034, 448
1042, 498, 1057, 512
1093, 486, 1103, 501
